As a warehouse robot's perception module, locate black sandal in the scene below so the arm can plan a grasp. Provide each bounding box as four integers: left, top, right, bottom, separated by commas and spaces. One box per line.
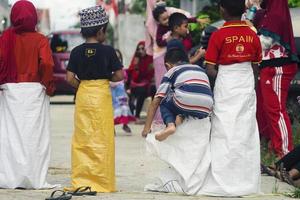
67, 186, 97, 196
45, 190, 72, 200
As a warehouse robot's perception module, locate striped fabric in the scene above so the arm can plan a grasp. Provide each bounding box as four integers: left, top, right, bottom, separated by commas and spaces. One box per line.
155, 64, 213, 118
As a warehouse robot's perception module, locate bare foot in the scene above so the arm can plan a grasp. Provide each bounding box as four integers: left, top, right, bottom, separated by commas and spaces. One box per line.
289, 169, 300, 180
175, 115, 183, 126
155, 124, 176, 141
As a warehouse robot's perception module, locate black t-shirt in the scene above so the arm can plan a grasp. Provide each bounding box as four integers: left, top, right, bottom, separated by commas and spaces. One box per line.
67, 43, 122, 80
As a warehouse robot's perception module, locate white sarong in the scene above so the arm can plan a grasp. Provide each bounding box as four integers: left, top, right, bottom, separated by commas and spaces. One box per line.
200, 62, 261, 196
0, 83, 52, 189
145, 118, 211, 195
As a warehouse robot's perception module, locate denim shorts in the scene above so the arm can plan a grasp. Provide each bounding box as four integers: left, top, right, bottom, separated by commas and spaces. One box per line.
160, 97, 208, 125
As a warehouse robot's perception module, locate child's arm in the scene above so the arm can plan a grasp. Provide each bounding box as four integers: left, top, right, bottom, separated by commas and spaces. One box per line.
204, 31, 220, 79
66, 71, 80, 89
156, 26, 170, 47
141, 96, 162, 137
189, 47, 206, 64
206, 63, 218, 78
39, 37, 55, 96
111, 69, 124, 82
110, 47, 124, 82
251, 63, 259, 87
188, 17, 211, 27
252, 34, 262, 88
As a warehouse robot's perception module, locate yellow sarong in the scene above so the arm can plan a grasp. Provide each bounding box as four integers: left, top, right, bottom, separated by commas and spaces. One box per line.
71, 80, 115, 192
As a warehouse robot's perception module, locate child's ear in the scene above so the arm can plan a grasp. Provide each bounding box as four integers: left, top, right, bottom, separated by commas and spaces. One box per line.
165, 62, 172, 70
98, 27, 106, 37
96, 29, 102, 36
100, 27, 105, 34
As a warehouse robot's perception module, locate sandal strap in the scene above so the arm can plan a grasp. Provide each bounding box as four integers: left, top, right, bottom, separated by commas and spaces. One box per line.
280, 165, 296, 186
50, 190, 66, 197
73, 186, 91, 193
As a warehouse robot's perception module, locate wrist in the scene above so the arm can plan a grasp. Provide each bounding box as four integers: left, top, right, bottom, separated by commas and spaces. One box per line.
143, 127, 150, 132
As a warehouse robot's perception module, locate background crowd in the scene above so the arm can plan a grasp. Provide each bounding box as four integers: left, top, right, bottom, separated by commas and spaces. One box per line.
0, 0, 300, 199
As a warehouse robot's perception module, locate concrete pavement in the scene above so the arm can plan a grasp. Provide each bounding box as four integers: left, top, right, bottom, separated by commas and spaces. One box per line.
0, 103, 296, 200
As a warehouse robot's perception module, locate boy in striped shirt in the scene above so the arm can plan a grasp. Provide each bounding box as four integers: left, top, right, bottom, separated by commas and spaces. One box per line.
142, 48, 213, 141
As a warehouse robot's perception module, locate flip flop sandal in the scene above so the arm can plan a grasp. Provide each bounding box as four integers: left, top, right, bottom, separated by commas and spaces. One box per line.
67, 186, 97, 196
122, 125, 132, 133
272, 163, 287, 181
45, 190, 72, 200
274, 170, 284, 181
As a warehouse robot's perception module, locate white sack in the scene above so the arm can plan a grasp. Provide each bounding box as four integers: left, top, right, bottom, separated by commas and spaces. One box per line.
199, 63, 261, 196
0, 83, 53, 189
145, 118, 211, 195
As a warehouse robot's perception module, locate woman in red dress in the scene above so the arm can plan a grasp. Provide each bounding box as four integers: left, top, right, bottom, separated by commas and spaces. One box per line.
127, 41, 155, 121
0, 0, 54, 189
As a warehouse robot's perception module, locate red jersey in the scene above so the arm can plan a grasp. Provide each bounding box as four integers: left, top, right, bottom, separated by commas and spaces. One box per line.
205, 21, 262, 66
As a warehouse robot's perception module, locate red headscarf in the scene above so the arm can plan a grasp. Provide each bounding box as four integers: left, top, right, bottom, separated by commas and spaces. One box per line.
256, 0, 298, 62
128, 41, 154, 86
0, 0, 38, 84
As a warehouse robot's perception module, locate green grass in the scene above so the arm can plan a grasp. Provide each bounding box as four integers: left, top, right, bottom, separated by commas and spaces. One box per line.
285, 187, 300, 198
261, 121, 300, 197
261, 121, 300, 166
293, 121, 300, 146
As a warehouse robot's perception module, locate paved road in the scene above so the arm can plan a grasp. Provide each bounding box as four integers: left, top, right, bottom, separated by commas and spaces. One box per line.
0, 103, 296, 200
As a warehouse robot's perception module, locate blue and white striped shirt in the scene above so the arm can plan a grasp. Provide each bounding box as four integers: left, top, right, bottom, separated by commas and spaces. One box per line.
155, 64, 213, 117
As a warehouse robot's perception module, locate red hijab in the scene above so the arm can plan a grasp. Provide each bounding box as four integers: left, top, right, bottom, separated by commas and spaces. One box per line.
128, 41, 154, 83
256, 0, 298, 62
0, 0, 38, 84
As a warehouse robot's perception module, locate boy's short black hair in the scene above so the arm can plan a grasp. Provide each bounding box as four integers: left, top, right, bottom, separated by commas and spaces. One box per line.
81, 23, 108, 38
219, 0, 245, 17
152, 6, 167, 22
165, 48, 189, 65
168, 12, 188, 31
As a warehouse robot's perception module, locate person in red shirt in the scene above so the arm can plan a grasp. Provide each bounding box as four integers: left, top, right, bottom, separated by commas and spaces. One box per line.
127, 41, 155, 121
0, 0, 54, 189
254, 0, 299, 158
202, 0, 262, 196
